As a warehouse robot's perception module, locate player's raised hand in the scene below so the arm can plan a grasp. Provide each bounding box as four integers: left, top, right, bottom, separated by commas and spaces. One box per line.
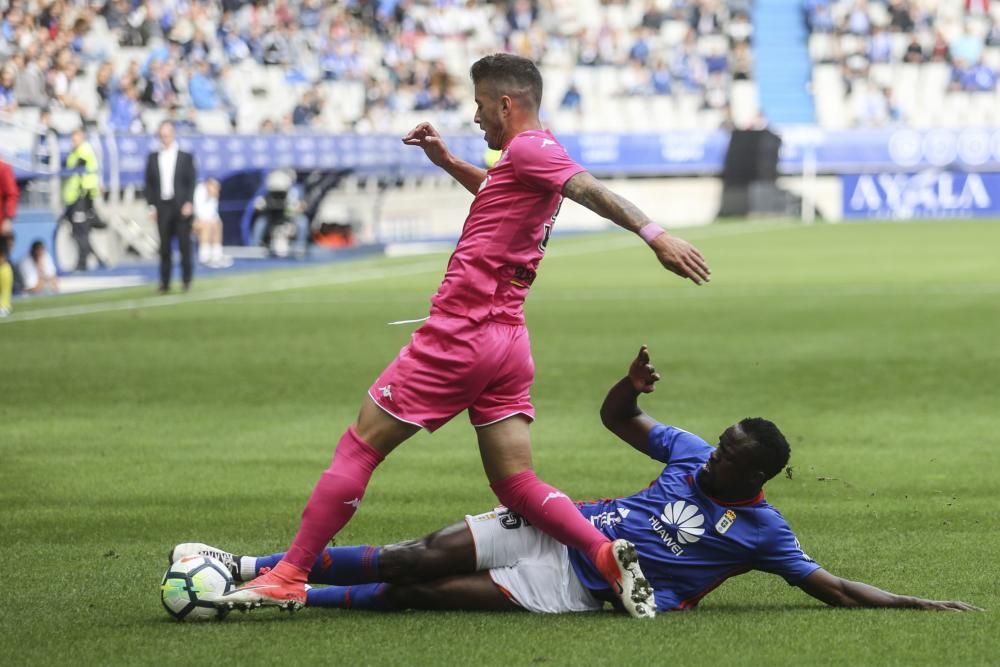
402, 122, 451, 167
650, 233, 711, 285
628, 345, 661, 393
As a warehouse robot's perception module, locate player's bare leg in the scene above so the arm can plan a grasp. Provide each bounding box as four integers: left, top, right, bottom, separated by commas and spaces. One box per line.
379, 521, 478, 584
380, 572, 522, 611
477, 416, 655, 618
217, 397, 419, 611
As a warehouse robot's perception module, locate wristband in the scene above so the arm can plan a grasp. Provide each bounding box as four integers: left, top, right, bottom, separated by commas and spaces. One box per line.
639, 223, 665, 244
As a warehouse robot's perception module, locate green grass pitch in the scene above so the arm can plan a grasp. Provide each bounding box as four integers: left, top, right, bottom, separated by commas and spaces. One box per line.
2, 220, 998, 666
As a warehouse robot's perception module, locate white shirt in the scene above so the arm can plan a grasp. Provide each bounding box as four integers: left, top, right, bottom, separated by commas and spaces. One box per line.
19, 252, 56, 291
193, 183, 219, 222
158, 141, 179, 200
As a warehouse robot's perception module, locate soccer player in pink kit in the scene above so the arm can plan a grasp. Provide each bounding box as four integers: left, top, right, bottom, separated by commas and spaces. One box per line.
219, 54, 711, 617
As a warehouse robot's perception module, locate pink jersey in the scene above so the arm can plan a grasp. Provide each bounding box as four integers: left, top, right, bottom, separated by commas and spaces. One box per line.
429, 129, 586, 325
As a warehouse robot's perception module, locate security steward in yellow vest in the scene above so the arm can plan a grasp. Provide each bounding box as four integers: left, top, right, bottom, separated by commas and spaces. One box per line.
62, 128, 103, 271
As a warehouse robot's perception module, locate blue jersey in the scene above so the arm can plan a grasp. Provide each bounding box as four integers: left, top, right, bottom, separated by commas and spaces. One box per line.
568, 424, 820, 611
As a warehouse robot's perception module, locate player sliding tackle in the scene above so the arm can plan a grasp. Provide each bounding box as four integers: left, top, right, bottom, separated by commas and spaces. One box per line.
217, 53, 709, 617
182, 347, 979, 615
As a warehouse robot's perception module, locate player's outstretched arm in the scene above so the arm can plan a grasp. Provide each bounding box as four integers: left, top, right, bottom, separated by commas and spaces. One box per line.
402, 122, 487, 195
600, 345, 662, 454
562, 172, 710, 285
797, 568, 982, 611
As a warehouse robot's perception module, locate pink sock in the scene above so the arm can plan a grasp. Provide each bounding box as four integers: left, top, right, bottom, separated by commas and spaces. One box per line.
491, 470, 609, 563
283, 427, 385, 571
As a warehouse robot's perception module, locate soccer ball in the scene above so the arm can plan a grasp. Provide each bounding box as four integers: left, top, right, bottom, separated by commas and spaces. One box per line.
160, 554, 233, 621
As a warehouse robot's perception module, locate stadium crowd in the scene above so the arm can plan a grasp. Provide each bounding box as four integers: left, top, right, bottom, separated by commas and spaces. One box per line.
804, 0, 1000, 127
0, 0, 755, 134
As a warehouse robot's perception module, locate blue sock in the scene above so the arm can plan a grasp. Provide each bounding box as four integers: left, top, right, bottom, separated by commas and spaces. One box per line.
253, 546, 381, 584
306, 584, 394, 610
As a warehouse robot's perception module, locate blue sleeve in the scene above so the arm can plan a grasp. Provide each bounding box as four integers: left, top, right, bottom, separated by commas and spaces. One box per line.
754, 511, 821, 585
646, 423, 712, 465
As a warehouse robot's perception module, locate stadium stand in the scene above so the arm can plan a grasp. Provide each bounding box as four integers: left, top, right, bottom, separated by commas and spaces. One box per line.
0, 0, 761, 135
804, 0, 1000, 128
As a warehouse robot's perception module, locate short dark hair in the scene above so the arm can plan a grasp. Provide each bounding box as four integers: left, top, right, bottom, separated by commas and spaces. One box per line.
30, 240, 45, 257
739, 417, 790, 481
470, 53, 543, 110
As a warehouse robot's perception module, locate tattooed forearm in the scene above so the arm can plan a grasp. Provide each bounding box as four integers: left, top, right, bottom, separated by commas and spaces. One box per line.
562, 172, 656, 235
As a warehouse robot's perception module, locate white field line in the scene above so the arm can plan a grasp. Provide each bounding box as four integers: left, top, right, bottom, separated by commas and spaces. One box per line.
0, 223, 796, 326
0, 260, 443, 325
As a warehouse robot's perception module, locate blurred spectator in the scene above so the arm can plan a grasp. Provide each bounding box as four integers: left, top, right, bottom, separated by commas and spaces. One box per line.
641, 0, 666, 30
292, 87, 323, 127
61, 129, 103, 272
188, 61, 219, 110
193, 178, 231, 267
929, 30, 951, 62
14, 48, 48, 107
964, 0, 990, 15
559, 82, 582, 110
650, 58, 673, 94
141, 60, 178, 108
628, 28, 653, 66
846, 0, 872, 35
903, 35, 925, 63
108, 80, 142, 132
731, 42, 754, 80
950, 24, 984, 65
623, 59, 653, 96
0, 158, 18, 317
888, 0, 915, 32
808, 3, 837, 33
95, 61, 116, 105
854, 84, 890, 125
32, 108, 58, 171
727, 11, 754, 44
165, 105, 199, 133
18, 239, 58, 295
0, 63, 16, 112
961, 58, 998, 91
867, 26, 893, 64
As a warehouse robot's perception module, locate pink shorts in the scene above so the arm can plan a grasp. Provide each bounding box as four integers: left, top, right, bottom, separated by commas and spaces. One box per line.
368, 314, 535, 432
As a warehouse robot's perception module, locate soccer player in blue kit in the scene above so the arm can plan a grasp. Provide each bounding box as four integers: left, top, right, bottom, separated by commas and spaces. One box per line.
180, 347, 979, 615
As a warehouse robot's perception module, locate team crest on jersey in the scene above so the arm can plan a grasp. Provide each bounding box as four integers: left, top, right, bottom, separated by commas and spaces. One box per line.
715, 509, 737, 535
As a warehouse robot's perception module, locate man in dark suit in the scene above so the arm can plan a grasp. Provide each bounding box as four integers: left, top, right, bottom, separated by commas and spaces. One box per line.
145, 120, 196, 293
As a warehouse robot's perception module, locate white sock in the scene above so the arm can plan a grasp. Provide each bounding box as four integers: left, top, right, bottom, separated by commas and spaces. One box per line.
199, 244, 210, 263
212, 243, 224, 261
239, 557, 258, 581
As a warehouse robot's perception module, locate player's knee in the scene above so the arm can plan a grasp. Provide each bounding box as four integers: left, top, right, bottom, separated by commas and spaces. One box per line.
378, 537, 431, 582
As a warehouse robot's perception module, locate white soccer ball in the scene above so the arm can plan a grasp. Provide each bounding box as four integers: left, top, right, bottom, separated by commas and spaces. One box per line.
160, 554, 233, 621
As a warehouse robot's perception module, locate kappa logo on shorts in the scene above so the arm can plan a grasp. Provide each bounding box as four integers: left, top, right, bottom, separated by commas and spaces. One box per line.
378, 385, 393, 401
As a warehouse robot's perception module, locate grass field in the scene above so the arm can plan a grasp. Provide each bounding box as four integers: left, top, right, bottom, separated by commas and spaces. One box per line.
2, 220, 998, 666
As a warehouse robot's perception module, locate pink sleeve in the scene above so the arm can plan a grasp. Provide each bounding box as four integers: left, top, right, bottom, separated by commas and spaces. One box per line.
508, 135, 586, 193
